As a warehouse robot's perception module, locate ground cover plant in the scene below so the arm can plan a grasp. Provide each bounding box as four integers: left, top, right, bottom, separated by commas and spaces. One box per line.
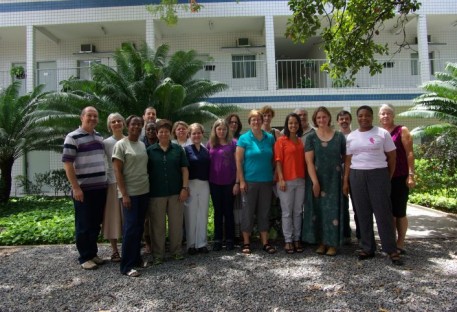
0, 196, 216, 246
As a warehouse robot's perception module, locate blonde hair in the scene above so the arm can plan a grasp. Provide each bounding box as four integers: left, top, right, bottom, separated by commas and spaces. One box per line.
106, 112, 125, 133
171, 121, 189, 139
188, 123, 205, 134
209, 119, 232, 148
247, 109, 263, 124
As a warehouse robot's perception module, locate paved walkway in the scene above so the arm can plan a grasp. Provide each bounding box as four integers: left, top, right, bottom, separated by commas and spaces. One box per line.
350, 202, 457, 240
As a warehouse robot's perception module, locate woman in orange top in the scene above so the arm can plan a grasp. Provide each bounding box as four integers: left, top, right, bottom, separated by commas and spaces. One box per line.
275, 113, 306, 254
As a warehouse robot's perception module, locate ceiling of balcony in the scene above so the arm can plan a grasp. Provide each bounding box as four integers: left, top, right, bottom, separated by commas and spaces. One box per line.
0, 14, 455, 58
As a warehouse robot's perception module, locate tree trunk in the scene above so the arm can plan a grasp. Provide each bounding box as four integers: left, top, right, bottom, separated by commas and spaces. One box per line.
0, 157, 14, 203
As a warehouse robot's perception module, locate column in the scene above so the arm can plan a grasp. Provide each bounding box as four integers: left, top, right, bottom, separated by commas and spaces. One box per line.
417, 14, 430, 83
264, 15, 277, 91
146, 17, 156, 50
25, 25, 36, 93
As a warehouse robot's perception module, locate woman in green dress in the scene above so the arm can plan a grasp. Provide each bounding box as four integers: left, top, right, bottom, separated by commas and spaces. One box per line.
302, 106, 346, 256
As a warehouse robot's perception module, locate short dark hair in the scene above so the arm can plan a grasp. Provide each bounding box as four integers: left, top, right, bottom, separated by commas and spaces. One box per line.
283, 113, 303, 138
356, 105, 373, 116
336, 110, 352, 121
126, 115, 143, 127
156, 119, 172, 131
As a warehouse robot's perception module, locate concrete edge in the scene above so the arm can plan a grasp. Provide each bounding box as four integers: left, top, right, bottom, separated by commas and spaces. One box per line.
408, 202, 457, 220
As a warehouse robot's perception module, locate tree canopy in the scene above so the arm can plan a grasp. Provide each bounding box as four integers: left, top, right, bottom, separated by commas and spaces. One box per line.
0, 82, 74, 203
285, 0, 421, 81
50, 43, 236, 134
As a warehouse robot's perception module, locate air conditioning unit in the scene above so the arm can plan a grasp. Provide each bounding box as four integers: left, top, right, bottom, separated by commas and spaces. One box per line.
237, 38, 250, 47
414, 35, 431, 44
80, 44, 95, 53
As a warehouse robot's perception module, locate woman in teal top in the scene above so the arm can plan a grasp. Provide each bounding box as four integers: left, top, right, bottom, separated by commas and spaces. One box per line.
236, 109, 276, 255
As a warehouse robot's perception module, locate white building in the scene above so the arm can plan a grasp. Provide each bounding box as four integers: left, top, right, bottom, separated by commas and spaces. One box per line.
1, 0, 456, 194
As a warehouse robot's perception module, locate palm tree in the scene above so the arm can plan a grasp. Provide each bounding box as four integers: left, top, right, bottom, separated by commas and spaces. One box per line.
400, 62, 457, 177
400, 62, 457, 133
0, 82, 76, 203
54, 43, 237, 132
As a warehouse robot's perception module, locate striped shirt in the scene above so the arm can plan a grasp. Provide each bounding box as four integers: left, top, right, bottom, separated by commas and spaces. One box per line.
62, 127, 107, 191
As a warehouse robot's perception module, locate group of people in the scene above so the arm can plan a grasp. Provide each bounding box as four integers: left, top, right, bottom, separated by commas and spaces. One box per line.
62, 103, 415, 277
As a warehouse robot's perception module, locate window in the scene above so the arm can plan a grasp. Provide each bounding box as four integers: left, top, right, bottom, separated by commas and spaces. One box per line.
77, 59, 101, 80
410, 52, 435, 76
383, 61, 395, 68
232, 55, 256, 79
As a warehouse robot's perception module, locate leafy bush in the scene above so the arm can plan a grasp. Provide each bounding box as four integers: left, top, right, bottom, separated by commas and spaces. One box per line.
0, 197, 75, 245
409, 192, 457, 214
412, 158, 457, 198
0, 196, 219, 245
14, 170, 71, 196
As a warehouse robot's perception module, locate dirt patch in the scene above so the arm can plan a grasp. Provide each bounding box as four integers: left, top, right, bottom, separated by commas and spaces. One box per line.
0, 247, 22, 257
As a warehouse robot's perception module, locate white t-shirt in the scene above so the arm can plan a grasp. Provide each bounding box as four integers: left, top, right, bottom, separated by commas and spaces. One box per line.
346, 126, 396, 170
112, 138, 149, 196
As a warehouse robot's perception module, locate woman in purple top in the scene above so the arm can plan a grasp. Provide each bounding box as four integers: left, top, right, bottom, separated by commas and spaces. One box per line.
379, 104, 415, 254
208, 119, 239, 251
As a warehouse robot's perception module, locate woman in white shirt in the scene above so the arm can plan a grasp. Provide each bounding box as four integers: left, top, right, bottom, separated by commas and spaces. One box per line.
343, 105, 403, 266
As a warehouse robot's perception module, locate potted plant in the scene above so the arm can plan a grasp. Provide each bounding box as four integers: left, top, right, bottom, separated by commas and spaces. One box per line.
10, 65, 26, 79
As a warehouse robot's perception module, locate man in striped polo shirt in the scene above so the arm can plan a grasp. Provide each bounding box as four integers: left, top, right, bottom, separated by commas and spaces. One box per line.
63, 106, 108, 270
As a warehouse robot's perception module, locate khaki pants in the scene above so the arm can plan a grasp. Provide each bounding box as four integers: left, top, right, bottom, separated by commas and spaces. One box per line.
148, 195, 183, 259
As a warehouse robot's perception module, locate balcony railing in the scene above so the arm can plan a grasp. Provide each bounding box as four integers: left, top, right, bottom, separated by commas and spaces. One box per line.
1, 58, 455, 93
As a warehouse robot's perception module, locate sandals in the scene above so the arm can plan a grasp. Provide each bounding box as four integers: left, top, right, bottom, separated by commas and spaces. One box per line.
390, 253, 404, 266
263, 243, 277, 254
397, 248, 407, 255
111, 251, 121, 262
294, 241, 304, 253
284, 243, 295, 254
241, 244, 251, 255
315, 245, 326, 255
125, 269, 140, 277
326, 247, 337, 257
358, 252, 375, 261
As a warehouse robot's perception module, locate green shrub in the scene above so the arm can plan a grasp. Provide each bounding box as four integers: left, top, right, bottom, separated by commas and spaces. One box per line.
413, 158, 457, 198
0, 196, 218, 246
0, 197, 75, 245
409, 192, 457, 214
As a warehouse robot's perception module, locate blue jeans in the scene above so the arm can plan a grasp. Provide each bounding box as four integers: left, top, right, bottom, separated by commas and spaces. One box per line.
210, 183, 234, 242
73, 188, 107, 264
120, 193, 148, 274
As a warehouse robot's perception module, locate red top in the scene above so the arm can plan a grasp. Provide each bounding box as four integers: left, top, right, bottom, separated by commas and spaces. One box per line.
274, 136, 305, 181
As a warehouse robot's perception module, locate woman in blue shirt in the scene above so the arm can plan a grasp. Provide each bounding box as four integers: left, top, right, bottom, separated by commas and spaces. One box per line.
184, 123, 210, 255
236, 109, 276, 255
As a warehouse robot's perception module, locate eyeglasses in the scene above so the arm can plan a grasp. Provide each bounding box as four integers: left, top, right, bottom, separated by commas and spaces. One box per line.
110, 120, 123, 124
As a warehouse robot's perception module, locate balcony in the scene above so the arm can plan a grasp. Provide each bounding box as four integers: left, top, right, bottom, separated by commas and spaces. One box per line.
1, 58, 454, 94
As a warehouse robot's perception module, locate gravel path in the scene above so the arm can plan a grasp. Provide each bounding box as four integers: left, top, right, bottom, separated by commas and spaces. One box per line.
1, 239, 456, 312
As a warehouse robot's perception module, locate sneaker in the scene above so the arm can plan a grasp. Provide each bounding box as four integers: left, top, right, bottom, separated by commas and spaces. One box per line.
81, 260, 98, 270
125, 269, 141, 277
198, 247, 209, 254
92, 256, 105, 265
173, 254, 184, 260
